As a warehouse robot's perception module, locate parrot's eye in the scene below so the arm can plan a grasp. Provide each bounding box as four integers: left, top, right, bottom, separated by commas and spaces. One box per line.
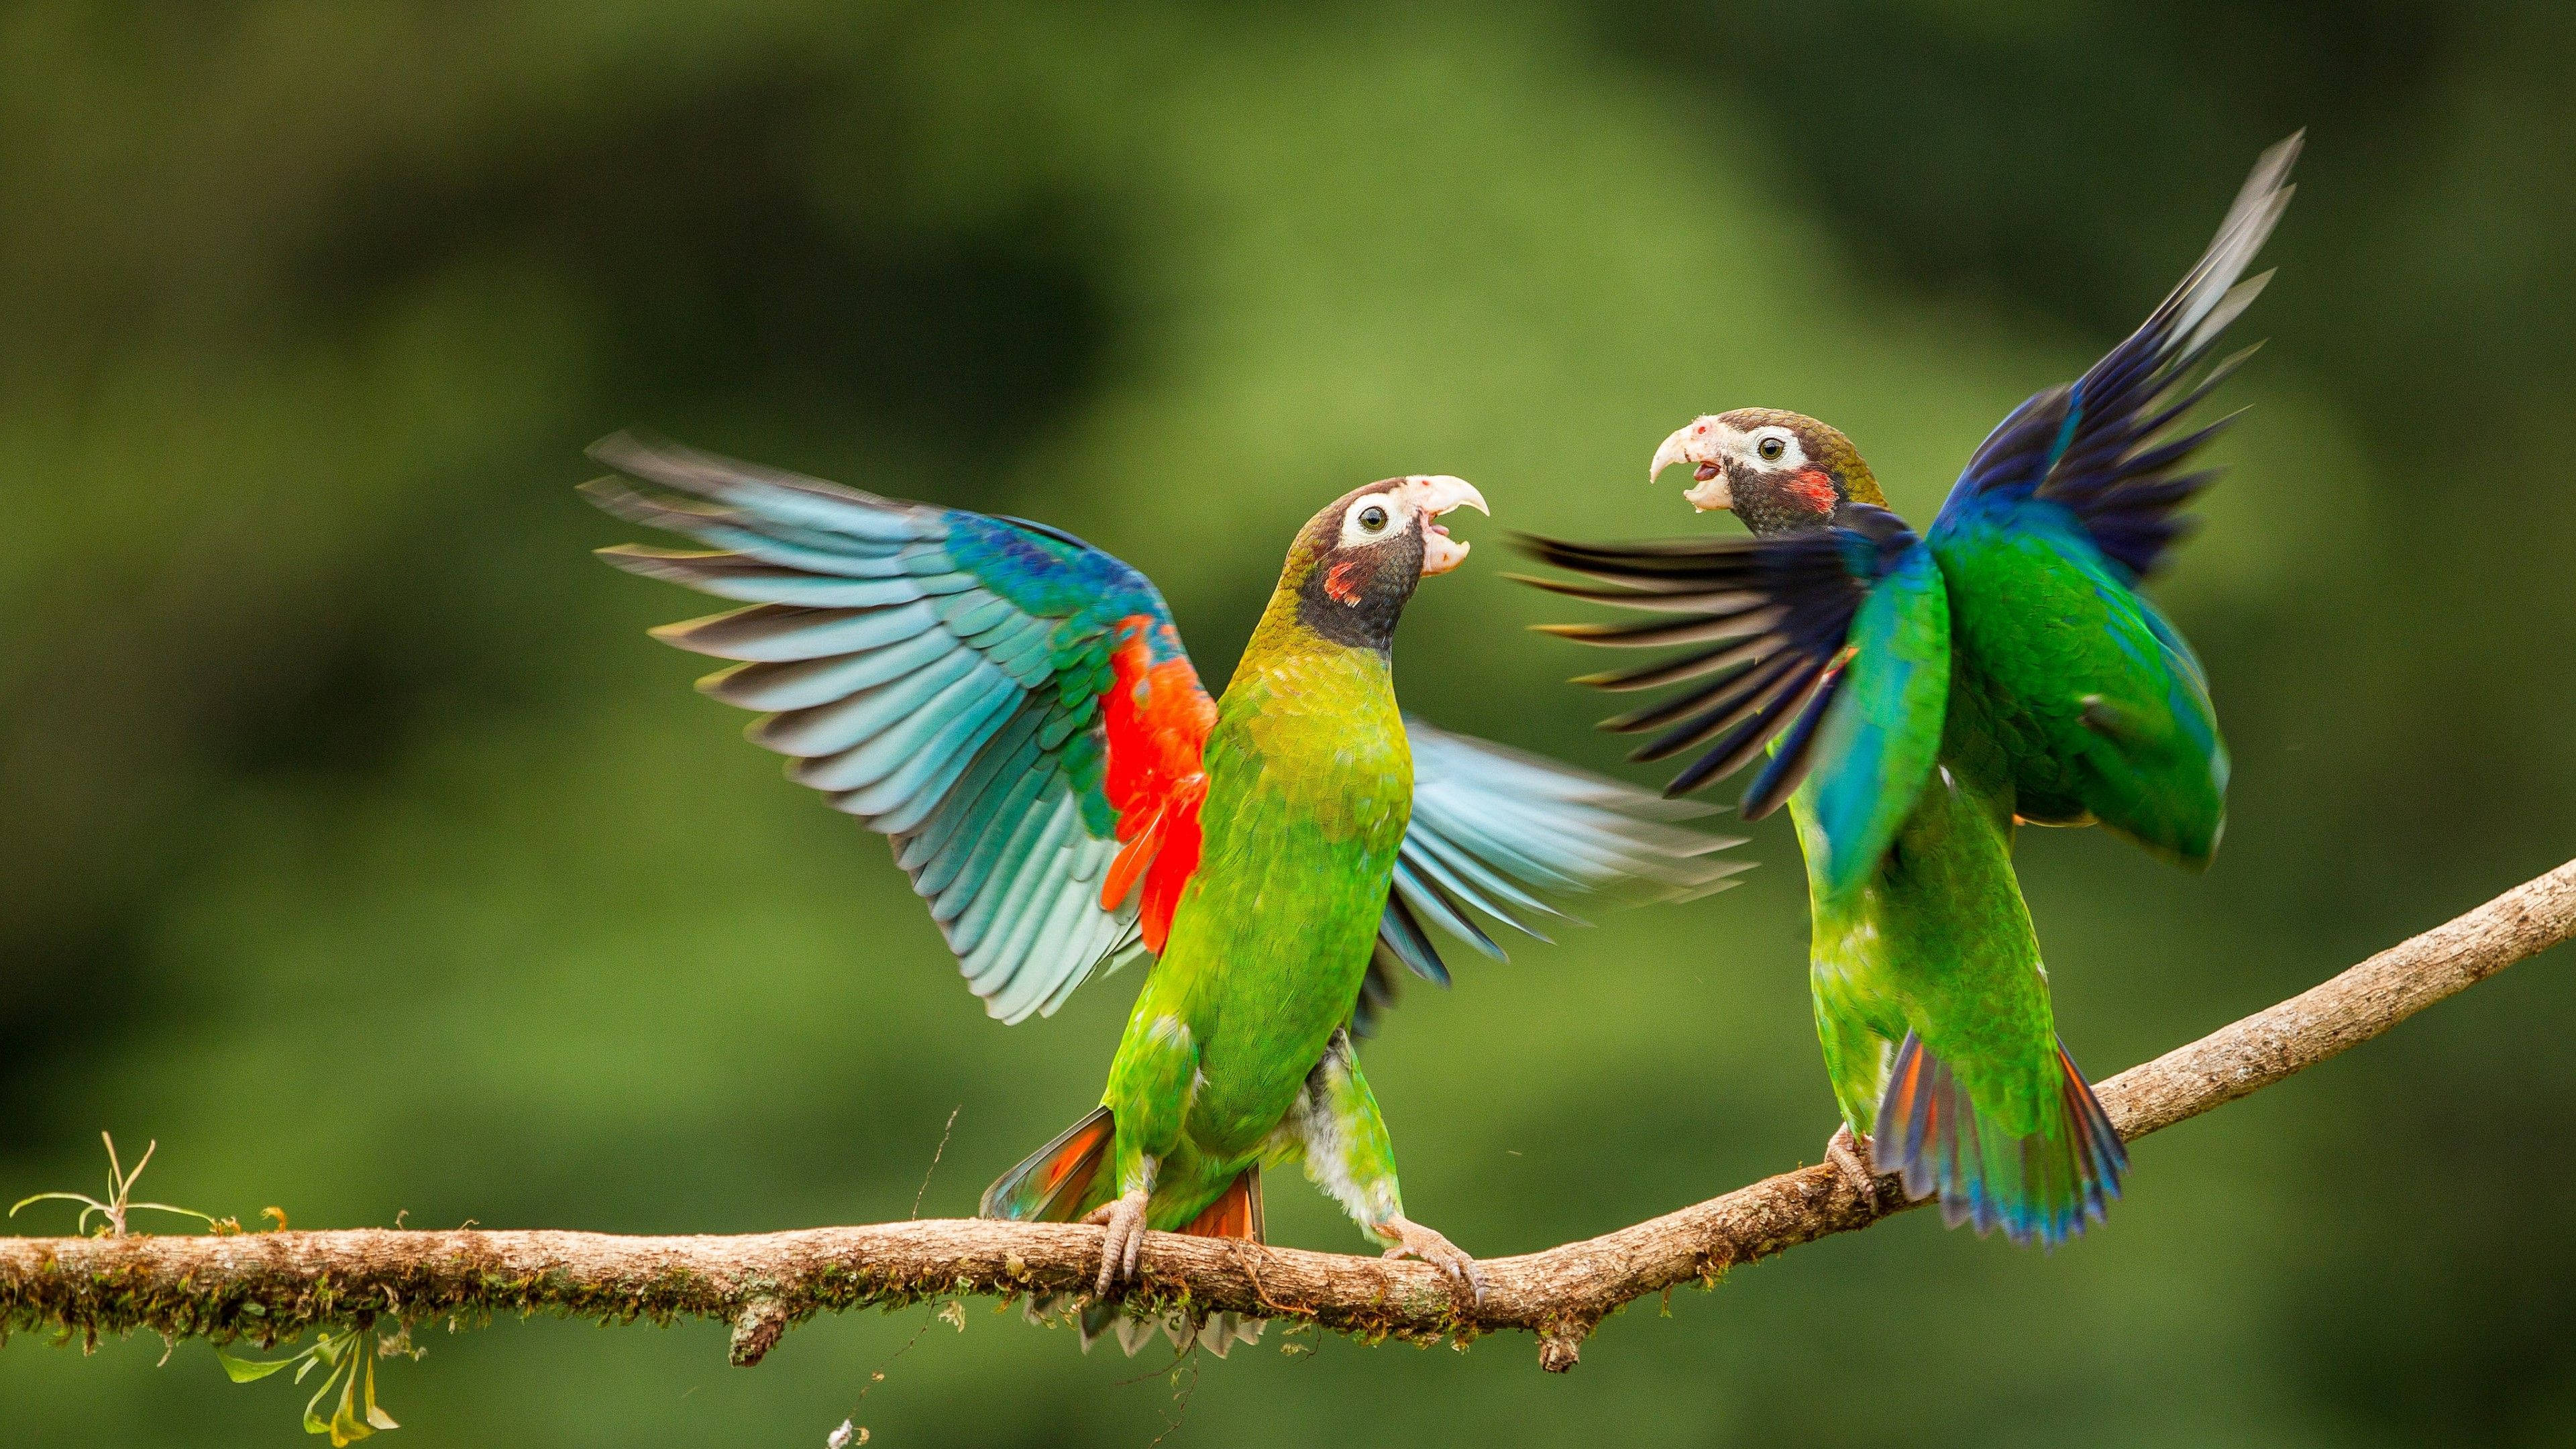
1338, 492, 1406, 547
1757, 436, 1786, 462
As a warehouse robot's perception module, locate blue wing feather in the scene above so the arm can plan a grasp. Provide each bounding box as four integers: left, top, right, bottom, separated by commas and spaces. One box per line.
1348, 724, 1747, 1033
1915, 140, 2284, 863
584, 433, 1177, 1023
1389, 860, 1505, 961
1520, 504, 1938, 819
1934, 133, 2298, 580
1374, 883, 1452, 987
1401, 818, 1568, 922
1382, 720, 1751, 984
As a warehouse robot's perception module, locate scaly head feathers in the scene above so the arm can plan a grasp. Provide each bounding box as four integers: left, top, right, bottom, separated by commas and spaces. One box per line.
1649, 409, 1885, 535
1271, 475, 1489, 653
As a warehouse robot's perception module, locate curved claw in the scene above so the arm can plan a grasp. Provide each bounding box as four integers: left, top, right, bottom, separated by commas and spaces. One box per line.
1379, 1213, 1487, 1305
1826, 1124, 1884, 1207
1081, 1187, 1152, 1297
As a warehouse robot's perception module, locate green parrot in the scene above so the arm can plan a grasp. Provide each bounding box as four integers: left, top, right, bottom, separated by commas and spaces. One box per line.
584, 438, 1743, 1347
1521, 136, 2297, 1246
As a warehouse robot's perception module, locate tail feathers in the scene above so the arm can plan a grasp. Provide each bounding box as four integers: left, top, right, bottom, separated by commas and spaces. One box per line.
1178, 1169, 1265, 1242
1876, 1033, 2127, 1249
1085, 1172, 1267, 1354
1032, 1164, 1268, 1358
1077, 1299, 1129, 1353
2054, 1041, 2131, 1232
1068, 1299, 1266, 1358
979, 1106, 1113, 1223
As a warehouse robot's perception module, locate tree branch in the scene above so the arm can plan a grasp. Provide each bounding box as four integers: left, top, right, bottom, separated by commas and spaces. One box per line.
7, 859, 2571, 1373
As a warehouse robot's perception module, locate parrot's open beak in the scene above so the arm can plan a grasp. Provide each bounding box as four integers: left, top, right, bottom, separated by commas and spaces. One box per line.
1394, 474, 1489, 576
1650, 420, 1732, 513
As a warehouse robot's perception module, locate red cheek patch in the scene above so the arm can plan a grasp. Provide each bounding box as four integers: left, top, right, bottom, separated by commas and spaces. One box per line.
1788, 467, 1837, 513
1324, 559, 1362, 604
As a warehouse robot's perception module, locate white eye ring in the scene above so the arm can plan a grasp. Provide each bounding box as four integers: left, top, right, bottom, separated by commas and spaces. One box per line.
1339, 493, 1404, 545
1748, 429, 1801, 467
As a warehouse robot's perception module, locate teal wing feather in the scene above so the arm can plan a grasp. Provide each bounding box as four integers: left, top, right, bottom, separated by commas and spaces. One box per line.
1358, 720, 1753, 1032
1516, 504, 1948, 900
583, 433, 1195, 1022
1793, 541, 1950, 904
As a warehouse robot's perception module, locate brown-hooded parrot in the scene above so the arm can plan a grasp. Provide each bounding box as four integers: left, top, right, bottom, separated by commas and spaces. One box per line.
1521, 136, 2297, 1247
584, 435, 1746, 1348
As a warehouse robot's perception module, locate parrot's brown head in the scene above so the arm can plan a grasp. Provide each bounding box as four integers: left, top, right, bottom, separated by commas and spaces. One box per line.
1648, 409, 1885, 537
1282, 475, 1489, 651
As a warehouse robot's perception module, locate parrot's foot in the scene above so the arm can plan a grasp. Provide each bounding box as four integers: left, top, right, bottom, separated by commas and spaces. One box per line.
1081, 1187, 1152, 1297
1379, 1214, 1487, 1305
1827, 1124, 1886, 1207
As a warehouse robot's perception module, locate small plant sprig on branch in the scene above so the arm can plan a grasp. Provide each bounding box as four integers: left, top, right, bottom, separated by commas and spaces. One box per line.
8, 1134, 413, 1442
9, 1134, 233, 1240
217, 1323, 416, 1446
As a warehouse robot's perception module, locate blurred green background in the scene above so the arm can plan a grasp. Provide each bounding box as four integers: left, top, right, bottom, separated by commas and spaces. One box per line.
3, 2, 2571, 1444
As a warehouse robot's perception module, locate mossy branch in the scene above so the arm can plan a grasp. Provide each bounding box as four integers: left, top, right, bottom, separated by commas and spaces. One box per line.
5, 858, 2570, 1373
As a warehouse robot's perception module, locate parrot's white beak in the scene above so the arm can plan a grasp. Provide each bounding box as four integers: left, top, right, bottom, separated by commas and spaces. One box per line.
1393, 474, 1489, 576
1651, 418, 1733, 513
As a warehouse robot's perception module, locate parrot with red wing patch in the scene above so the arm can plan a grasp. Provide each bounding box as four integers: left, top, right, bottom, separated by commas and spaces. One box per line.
584, 435, 1744, 1350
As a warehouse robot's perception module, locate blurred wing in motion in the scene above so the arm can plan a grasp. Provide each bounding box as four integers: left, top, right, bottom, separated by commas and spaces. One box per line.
1356, 717, 1752, 1034
584, 433, 1216, 1023
1517, 504, 1948, 904
1935, 131, 2300, 580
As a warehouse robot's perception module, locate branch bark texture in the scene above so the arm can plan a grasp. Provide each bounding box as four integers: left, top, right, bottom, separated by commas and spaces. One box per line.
7, 858, 2571, 1371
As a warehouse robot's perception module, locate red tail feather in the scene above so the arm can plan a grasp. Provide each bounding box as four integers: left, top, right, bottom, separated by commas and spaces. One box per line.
1178, 1170, 1265, 1242
1874, 1032, 2128, 1248
979, 1106, 1115, 1223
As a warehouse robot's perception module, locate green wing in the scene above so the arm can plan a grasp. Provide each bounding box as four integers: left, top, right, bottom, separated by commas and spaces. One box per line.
1932, 517, 2225, 862
1920, 139, 2292, 863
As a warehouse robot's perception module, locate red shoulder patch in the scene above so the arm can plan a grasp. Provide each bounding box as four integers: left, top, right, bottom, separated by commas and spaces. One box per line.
1097, 616, 1217, 953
